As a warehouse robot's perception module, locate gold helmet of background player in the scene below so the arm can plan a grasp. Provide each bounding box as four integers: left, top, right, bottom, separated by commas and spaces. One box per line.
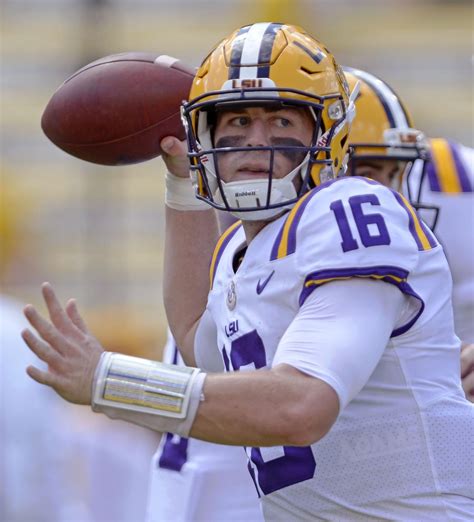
182, 22, 358, 220
344, 66, 429, 183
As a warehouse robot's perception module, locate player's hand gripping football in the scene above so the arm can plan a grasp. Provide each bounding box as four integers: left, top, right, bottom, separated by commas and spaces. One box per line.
461, 343, 474, 403
21, 282, 103, 405
160, 136, 190, 178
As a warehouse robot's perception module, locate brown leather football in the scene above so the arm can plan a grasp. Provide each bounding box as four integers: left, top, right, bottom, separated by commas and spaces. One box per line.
41, 53, 195, 165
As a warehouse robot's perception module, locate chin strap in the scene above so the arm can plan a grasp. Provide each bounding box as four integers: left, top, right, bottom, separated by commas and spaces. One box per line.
214, 154, 310, 221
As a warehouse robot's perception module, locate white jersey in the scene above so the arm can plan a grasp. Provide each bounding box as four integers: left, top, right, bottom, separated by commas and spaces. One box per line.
203, 176, 473, 521
147, 333, 263, 522
407, 139, 474, 342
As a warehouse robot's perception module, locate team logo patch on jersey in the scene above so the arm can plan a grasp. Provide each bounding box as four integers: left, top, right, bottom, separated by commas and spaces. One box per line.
226, 280, 237, 310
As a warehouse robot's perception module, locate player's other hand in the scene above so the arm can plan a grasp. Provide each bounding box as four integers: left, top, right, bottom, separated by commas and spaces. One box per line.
160, 136, 190, 179
21, 282, 103, 405
461, 343, 474, 403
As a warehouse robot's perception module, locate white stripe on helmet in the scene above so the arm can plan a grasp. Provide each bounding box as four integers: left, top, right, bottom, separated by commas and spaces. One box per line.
238, 22, 272, 78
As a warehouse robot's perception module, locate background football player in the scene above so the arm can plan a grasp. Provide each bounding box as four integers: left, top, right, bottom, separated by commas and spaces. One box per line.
146, 331, 262, 521
344, 66, 474, 402
22, 23, 474, 520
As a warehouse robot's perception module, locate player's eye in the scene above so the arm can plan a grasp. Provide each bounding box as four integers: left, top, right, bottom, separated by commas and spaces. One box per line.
275, 117, 291, 128
230, 116, 250, 127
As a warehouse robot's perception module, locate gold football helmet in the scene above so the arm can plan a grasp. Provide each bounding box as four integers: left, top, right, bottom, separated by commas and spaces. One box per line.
344, 66, 438, 228
182, 22, 358, 220
344, 66, 429, 183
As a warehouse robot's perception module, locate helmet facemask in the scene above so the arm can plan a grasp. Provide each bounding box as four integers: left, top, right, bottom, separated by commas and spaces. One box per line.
349, 128, 431, 190
182, 88, 350, 221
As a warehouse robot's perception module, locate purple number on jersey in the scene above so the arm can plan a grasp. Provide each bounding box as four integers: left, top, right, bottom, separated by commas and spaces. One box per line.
229, 330, 317, 496
248, 446, 316, 496
330, 194, 391, 252
158, 432, 189, 472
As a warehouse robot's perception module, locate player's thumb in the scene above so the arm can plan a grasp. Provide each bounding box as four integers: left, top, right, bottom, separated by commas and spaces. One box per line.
161, 136, 184, 157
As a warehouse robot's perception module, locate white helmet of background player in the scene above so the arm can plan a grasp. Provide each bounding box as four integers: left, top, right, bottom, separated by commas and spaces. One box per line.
181, 22, 358, 220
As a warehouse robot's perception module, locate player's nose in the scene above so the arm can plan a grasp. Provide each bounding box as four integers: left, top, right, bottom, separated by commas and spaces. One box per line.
245, 119, 270, 147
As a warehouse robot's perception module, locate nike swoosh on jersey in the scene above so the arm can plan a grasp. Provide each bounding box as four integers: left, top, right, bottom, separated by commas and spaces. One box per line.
256, 270, 275, 294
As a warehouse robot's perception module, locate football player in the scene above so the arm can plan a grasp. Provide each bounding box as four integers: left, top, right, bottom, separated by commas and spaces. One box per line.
344, 66, 474, 402
22, 23, 473, 520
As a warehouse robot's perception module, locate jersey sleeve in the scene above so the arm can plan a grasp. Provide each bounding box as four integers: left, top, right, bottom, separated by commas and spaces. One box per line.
273, 277, 405, 409
278, 177, 438, 335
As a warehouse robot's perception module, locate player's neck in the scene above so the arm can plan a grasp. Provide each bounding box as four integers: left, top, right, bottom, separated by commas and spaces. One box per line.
241, 220, 268, 243
241, 212, 285, 243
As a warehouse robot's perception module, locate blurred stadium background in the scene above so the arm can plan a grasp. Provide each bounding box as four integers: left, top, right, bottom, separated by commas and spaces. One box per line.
1, 0, 473, 356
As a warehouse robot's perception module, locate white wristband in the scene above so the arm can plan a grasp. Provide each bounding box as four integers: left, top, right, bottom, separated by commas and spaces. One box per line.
165, 171, 209, 211
92, 352, 206, 437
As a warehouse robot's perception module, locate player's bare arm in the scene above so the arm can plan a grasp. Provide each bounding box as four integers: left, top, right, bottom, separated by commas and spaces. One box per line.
22, 276, 401, 447
21, 282, 339, 445
160, 136, 220, 365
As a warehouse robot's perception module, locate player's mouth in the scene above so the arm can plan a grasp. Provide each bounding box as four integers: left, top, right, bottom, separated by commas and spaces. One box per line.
236, 164, 270, 179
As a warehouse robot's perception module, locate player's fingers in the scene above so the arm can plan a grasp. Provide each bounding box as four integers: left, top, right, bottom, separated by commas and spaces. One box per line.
26, 364, 58, 388
461, 371, 474, 403
65, 299, 89, 334
161, 136, 186, 157
41, 282, 84, 339
460, 343, 474, 378
23, 304, 68, 354
21, 328, 63, 366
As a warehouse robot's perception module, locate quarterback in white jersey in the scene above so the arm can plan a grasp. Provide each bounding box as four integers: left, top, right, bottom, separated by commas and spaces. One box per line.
147, 333, 263, 522
202, 175, 472, 519
22, 23, 474, 521
345, 67, 474, 401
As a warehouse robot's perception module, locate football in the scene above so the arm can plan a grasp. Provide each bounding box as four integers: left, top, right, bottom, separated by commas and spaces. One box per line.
41, 52, 195, 165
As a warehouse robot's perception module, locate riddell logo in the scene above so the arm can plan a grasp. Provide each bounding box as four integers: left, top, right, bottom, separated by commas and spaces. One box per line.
235, 190, 257, 197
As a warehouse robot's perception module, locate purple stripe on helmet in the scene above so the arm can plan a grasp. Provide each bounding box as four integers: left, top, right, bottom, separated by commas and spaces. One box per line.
210, 223, 242, 287
257, 23, 283, 78
449, 140, 472, 192
293, 40, 324, 64
425, 157, 441, 192
390, 190, 424, 250
229, 25, 251, 80
298, 265, 424, 337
